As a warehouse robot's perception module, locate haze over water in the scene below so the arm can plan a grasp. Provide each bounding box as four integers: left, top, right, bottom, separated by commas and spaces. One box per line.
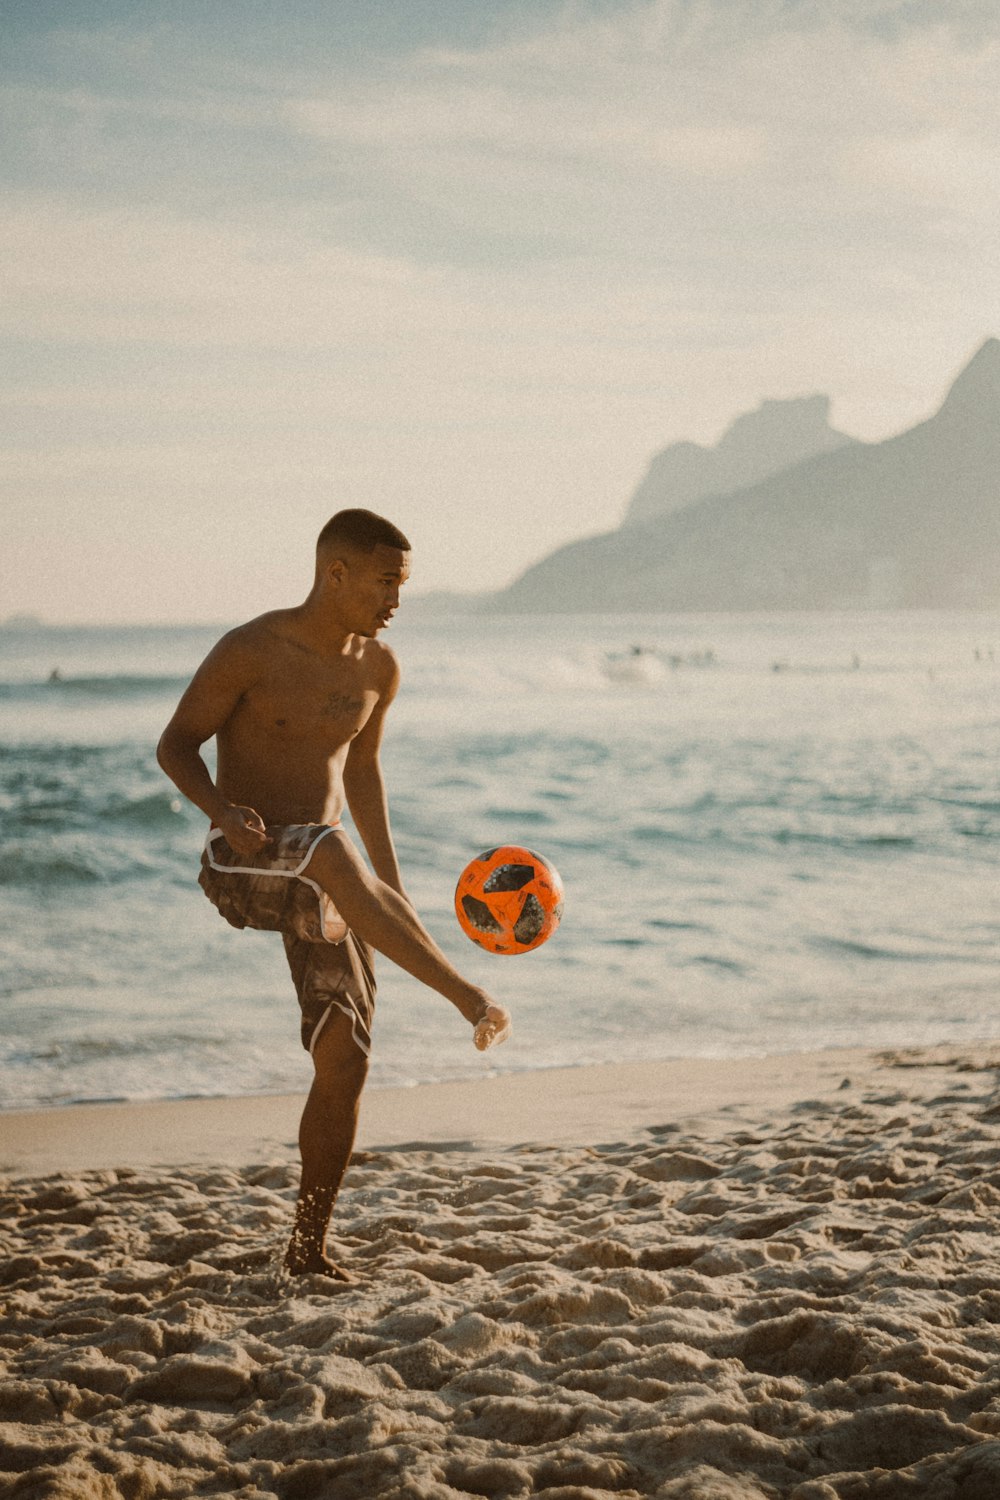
1, 610, 998, 1111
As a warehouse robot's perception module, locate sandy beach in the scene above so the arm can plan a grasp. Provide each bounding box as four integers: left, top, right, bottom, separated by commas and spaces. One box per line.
4, 1045, 1000, 1498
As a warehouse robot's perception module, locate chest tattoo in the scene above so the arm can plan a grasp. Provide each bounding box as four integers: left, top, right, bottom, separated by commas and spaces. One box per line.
321, 690, 364, 719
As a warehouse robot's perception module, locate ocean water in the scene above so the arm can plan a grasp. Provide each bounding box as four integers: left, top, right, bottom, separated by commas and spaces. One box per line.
1, 611, 998, 1111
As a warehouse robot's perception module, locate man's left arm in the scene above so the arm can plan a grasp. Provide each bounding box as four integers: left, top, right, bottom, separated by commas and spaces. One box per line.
343, 654, 407, 899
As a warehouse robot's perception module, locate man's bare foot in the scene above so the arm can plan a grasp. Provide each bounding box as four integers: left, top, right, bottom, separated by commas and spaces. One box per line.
474, 1003, 512, 1051
283, 1251, 357, 1284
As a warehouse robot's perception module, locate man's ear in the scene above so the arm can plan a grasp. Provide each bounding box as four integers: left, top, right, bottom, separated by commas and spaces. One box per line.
326, 556, 348, 587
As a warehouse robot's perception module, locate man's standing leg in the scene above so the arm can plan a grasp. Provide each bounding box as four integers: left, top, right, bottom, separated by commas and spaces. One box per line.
284, 1008, 368, 1280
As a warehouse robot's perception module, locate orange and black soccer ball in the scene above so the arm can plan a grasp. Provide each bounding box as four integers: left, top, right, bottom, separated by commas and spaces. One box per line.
454, 845, 564, 954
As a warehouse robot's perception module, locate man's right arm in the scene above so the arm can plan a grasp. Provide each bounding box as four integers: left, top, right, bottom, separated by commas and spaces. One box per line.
156, 633, 268, 857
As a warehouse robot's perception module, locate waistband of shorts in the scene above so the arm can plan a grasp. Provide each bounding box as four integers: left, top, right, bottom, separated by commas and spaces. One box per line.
204, 821, 343, 878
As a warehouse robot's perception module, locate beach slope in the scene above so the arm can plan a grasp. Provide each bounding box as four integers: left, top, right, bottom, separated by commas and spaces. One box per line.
3, 1047, 1000, 1498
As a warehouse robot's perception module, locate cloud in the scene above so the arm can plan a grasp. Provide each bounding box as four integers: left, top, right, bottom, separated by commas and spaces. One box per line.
289, 88, 765, 177
9, 2, 999, 275
275, 0, 1000, 273
3, 0, 1000, 617
0, 196, 434, 350
838, 128, 1000, 223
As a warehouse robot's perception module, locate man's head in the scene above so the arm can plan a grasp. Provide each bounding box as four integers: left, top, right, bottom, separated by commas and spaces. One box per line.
315, 509, 412, 637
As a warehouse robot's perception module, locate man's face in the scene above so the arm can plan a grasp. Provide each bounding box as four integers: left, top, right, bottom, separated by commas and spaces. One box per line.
340, 544, 410, 637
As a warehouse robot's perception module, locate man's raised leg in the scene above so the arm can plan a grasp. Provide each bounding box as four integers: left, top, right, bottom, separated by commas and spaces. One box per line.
284, 1008, 368, 1281
305, 832, 511, 1049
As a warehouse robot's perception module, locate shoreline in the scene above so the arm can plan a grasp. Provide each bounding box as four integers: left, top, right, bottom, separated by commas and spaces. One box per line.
1, 1042, 992, 1178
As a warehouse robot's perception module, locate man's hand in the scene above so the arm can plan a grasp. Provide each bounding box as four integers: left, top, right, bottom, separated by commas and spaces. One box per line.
218, 804, 269, 857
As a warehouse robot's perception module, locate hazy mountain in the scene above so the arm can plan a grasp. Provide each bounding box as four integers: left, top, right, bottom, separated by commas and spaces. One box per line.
493, 338, 1000, 612
624, 394, 857, 527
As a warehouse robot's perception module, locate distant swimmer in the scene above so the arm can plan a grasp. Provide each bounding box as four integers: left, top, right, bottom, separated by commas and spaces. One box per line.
158, 510, 512, 1284
48, 667, 62, 683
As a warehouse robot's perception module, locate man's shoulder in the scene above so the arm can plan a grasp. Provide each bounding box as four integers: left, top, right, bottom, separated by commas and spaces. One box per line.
197, 613, 291, 683
361, 637, 401, 690
216, 611, 291, 654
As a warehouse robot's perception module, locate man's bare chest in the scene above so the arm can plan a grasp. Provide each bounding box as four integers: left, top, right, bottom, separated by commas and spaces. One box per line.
241, 661, 378, 743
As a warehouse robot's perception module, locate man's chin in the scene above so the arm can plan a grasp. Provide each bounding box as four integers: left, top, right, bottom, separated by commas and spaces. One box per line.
354, 616, 391, 639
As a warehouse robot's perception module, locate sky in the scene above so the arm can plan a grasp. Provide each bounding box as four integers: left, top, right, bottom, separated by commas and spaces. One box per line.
3, 0, 999, 623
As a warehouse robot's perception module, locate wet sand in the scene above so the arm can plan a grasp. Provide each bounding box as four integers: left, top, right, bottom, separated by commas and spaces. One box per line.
3, 1045, 1000, 1498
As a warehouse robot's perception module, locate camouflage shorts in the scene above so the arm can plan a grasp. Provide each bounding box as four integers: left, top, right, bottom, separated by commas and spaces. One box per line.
199, 824, 375, 1057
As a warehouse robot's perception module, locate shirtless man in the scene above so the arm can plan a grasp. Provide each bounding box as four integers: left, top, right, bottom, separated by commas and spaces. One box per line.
157, 509, 511, 1281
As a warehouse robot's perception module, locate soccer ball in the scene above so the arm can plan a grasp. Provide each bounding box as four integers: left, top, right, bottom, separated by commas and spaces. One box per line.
454, 845, 564, 955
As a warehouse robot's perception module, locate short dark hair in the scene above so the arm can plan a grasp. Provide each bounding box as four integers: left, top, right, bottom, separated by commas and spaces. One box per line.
316, 509, 411, 556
